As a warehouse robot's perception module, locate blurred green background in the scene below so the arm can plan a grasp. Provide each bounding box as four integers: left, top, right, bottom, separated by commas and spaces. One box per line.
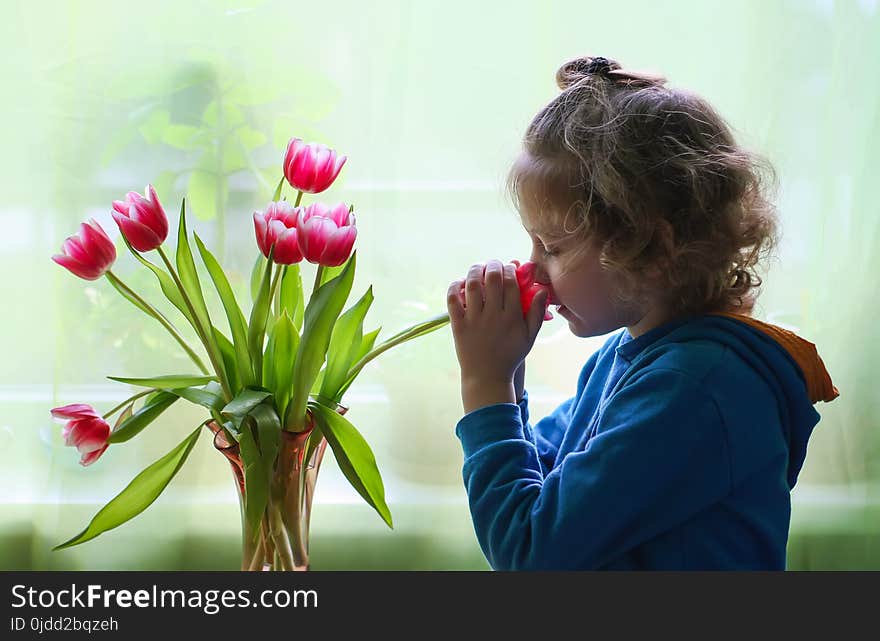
1, 0, 877, 570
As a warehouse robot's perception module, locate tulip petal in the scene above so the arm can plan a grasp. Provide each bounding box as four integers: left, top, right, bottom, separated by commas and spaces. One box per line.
61, 237, 92, 265
299, 216, 336, 263
51, 253, 103, 280
329, 202, 351, 227
51, 403, 101, 420
80, 444, 109, 466
112, 200, 129, 216
253, 211, 270, 257
321, 225, 357, 266
81, 220, 117, 267
112, 209, 162, 252
283, 137, 305, 179
268, 219, 287, 247
65, 417, 111, 455
274, 228, 304, 264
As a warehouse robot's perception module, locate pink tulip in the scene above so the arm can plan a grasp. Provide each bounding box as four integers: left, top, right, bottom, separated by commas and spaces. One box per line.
297, 202, 357, 267
457, 260, 554, 321
50, 404, 111, 466
111, 184, 169, 252
512, 260, 554, 321
51, 219, 117, 281
283, 137, 347, 194
253, 200, 304, 265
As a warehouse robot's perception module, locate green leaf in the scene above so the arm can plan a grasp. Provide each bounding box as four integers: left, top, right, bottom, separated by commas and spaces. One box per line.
263, 311, 299, 421
310, 367, 326, 396
250, 253, 264, 305
319, 286, 373, 403
318, 262, 347, 289
194, 233, 253, 388
54, 426, 201, 550
105, 271, 153, 318
108, 374, 216, 389
161, 123, 201, 151
119, 234, 195, 326
279, 263, 305, 332
138, 109, 170, 145
247, 253, 275, 385
176, 200, 226, 387
271, 176, 284, 202
237, 403, 281, 540
309, 401, 392, 528
222, 389, 272, 439
108, 392, 178, 444
169, 381, 224, 412
237, 126, 268, 151
285, 252, 357, 432
338, 327, 381, 398
213, 327, 241, 394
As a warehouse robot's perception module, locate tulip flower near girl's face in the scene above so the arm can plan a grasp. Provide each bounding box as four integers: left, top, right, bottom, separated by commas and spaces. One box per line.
51, 219, 117, 281
512, 259, 555, 321
50, 404, 111, 467
111, 184, 169, 252
283, 137, 347, 194
297, 202, 357, 267
457, 260, 554, 321
253, 201, 304, 265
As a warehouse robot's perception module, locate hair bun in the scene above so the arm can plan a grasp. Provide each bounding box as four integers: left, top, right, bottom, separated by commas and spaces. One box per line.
555, 55, 668, 90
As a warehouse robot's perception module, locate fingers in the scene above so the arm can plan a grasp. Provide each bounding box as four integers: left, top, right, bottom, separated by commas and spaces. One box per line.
452, 259, 516, 320
446, 279, 465, 322
483, 260, 504, 311
527, 289, 550, 338
502, 262, 519, 312
464, 263, 485, 314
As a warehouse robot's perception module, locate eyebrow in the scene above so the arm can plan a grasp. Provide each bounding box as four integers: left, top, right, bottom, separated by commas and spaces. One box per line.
527, 227, 563, 243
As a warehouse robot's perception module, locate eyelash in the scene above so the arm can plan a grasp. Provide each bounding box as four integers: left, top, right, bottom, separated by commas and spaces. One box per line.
532, 237, 558, 258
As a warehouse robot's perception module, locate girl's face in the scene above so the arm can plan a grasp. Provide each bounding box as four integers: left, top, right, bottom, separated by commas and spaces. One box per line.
524, 219, 658, 338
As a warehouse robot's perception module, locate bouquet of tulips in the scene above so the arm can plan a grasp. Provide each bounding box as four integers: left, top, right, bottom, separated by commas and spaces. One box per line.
49, 137, 453, 570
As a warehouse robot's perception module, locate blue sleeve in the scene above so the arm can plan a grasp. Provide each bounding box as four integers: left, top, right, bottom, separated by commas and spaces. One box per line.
454, 367, 731, 570
516, 349, 600, 477
517, 389, 575, 477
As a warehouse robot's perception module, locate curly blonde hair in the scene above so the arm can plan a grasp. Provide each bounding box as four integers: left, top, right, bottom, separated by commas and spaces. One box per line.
507, 55, 780, 317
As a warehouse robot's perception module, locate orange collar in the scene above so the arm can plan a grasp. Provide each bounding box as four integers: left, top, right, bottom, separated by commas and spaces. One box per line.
706, 312, 840, 404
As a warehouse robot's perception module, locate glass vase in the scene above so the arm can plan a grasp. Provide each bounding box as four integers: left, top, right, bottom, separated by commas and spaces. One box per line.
209, 400, 348, 571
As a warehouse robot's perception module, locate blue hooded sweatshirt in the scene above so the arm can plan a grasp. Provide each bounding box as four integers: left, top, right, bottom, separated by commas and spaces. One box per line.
454, 312, 840, 570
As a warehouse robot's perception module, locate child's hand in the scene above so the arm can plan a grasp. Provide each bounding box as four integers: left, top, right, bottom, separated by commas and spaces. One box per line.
447, 259, 550, 388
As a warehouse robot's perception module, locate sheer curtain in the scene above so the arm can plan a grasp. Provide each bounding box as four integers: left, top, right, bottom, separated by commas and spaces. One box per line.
1, 0, 876, 569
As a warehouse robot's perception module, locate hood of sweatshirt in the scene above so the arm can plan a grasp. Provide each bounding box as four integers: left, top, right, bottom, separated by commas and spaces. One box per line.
658, 312, 840, 488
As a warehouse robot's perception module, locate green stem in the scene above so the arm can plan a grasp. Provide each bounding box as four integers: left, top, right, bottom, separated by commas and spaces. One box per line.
269, 505, 295, 571
101, 388, 154, 420
312, 264, 324, 299
273, 265, 288, 317
156, 247, 232, 401
105, 271, 209, 375
345, 313, 451, 384
294, 190, 303, 207
269, 263, 283, 308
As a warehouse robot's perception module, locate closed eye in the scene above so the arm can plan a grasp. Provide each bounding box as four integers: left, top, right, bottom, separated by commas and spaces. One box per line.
532, 236, 558, 258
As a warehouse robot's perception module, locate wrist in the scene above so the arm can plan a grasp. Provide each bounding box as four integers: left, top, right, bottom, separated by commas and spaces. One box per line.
460, 376, 515, 414
513, 361, 526, 402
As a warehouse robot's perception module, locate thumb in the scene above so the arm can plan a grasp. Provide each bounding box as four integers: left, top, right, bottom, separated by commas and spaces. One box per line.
529, 290, 549, 335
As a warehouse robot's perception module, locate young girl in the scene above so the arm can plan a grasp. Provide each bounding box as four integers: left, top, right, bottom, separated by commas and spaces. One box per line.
446, 55, 840, 571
